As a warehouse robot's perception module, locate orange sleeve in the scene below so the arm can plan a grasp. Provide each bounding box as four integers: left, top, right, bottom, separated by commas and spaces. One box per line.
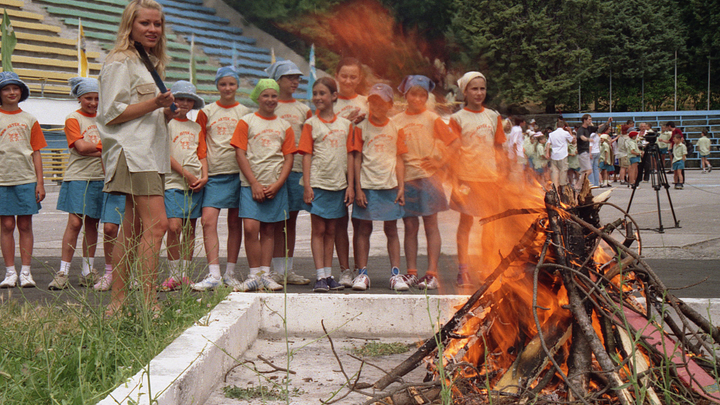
306, 109, 313, 120
97, 139, 102, 151
64, 118, 82, 149
494, 115, 506, 145
449, 117, 463, 138
297, 123, 314, 155
281, 127, 297, 155
30, 121, 47, 151
396, 128, 408, 155
230, 119, 249, 150
196, 109, 208, 158
434, 117, 458, 145
352, 126, 364, 152
346, 124, 354, 152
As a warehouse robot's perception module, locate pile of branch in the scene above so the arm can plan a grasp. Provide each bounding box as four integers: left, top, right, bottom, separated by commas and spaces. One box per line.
325, 182, 720, 405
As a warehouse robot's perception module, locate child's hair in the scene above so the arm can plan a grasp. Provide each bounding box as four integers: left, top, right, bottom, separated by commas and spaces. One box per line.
112, 0, 168, 73
702, 128, 709, 136
666, 121, 676, 128
313, 77, 337, 94
513, 115, 525, 126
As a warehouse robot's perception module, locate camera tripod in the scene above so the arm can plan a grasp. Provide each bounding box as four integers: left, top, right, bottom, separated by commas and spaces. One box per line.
626, 142, 680, 233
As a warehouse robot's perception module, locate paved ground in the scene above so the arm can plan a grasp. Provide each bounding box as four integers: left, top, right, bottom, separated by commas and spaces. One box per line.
2, 169, 719, 303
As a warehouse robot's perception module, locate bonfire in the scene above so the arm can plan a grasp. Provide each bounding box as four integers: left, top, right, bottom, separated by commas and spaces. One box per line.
326, 176, 720, 405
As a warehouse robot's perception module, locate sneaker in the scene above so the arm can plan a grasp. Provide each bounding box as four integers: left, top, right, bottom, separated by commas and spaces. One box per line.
679, 183, 684, 189
19, 272, 36, 288
708, 166, 713, 173
417, 274, 439, 290
223, 274, 243, 290
0, 273, 17, 288
352, 273, 371, 291
259, 273, 283, 291
339, 268, 355, 288
191, 274, 222, 291
390, 274, 409, 292
313, 278, 329, 292
48, 273, 69, 290
325, 276, 344, 291
79, 269, 99, 287
674, 183, 681, 189
269, 271, 311, 285
402, 274, 419, 287
94, 274, 112, 291
233, 276, 259, 292
456, 271, 473, 288
159, 277, 183, 292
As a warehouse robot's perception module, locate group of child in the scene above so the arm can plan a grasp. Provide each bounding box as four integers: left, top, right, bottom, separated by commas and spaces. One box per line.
2, 51, 504, 294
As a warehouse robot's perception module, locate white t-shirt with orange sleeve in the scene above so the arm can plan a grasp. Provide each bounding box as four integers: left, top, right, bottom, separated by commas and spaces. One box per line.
230, 112, 297, 187
392, 109, 457, 181
196, 101, 252, 176
275, 99, 312, 173
166, 118, 205, 191
334, 94, 368, 121
0, 109, 47, 186
64, 110, 103, 181
352, 117, 408, 190
297, 114, 353, 191
448, 107, 506, 182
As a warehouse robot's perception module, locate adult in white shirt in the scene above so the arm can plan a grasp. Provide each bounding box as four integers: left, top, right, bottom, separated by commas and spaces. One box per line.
590, 131, 601, 186
545, 125, 576, 186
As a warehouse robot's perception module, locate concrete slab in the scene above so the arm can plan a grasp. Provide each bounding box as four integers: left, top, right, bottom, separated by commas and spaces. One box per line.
99, 294, 720, 405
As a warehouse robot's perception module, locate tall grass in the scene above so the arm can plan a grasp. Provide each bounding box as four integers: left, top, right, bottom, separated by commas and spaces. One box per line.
0, 283, 229, 404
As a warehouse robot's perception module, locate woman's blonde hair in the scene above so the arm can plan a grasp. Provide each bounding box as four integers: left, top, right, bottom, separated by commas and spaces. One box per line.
111, 0, 168, 73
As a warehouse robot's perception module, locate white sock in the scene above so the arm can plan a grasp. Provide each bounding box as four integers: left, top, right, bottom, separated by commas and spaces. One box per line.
168, 260, 180, 279
286, 257, 294, 273
249, 267, 261, 277
20, 265, 31, 275
324, 267, 332, 278
259, 265, 270, 276
181, 260, 191, 277
225, 262, 236, 278
272, 257, 286, 274
208, 264, 221, 279
59, 260, 71, 276
5, 266, 16, 277
81, 257, 95, 276
104, 264, 112, 276
316, 268, 325, 280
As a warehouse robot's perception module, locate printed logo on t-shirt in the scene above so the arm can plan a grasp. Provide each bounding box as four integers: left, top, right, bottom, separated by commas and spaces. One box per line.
256, 128, 283, 148
280, 113, 301, 125
174, 131, 196, 150
210, 116, 237, 137
82, 125, 100, 145
366, 133, 394, 154
321, 129, 346, 149
1, 122, 28, 142
400, 122, 424, 139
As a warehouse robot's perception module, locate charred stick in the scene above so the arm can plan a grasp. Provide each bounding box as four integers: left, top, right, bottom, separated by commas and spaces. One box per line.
545, 190, 633, 405
477, 208, 545, 226
374, 221, 540, 391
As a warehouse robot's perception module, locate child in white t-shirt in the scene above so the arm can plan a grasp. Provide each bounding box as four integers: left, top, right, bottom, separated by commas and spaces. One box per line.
266, 60, 312, 286
298, 77, 354, 292
351, 83, 408, 292
231, 79, 296, 292
161, 81, 208, 291
0, 72, 46, 288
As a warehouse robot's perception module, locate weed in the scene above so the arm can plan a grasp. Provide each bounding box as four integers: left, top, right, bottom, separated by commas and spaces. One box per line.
351, 341, 411, 357
223, 384, 303, 400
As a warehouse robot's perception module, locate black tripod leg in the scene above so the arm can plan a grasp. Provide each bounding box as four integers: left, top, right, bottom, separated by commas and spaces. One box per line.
655, 188, 664, 233
626, 185, 638, 213
664, 186, 681, 228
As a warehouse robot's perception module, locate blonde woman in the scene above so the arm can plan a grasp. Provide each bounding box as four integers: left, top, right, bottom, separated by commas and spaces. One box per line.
97, 0, 175, 315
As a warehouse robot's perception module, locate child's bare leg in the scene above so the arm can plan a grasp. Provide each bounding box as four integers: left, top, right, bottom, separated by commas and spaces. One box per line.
384, 220, 400, 269
243, 218, 261, 268
323, 218, 337, 268
1, 216, 16, 267
201, 207, 221, 265
423, 214, 441, 275
16, 215, 33, 266
227, 208, 242, 265
82, 217, 100, 260
260, 222, 275, 267
456, 213, 474, 266
402, 216, 419, 272
334, 215, 350, 270
354, 219, 372, 269
60, 214, 83, 262
109, 196, 135, 313
310, 214, 326, 270
166, 217, 182, 261
273, 210, 298, 260
103, 223, 119, 265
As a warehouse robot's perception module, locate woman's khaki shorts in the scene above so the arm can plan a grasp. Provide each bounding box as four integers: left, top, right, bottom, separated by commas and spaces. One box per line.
103, 151, 165, 196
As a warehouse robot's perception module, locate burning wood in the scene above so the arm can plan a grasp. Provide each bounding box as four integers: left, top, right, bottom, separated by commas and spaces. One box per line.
330, 181, 720, 405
